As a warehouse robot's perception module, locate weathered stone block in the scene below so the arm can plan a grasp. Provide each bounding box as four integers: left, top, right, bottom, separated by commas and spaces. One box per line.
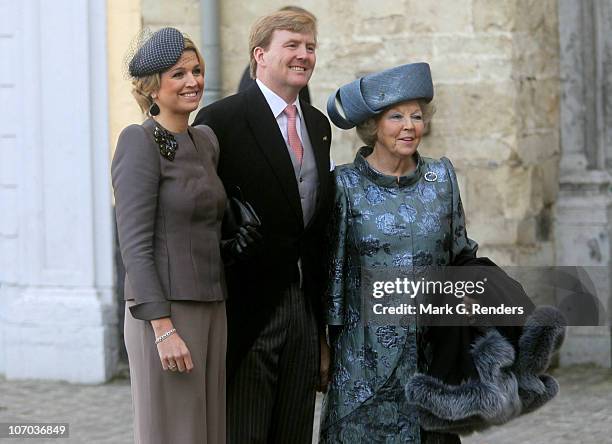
507, 165, 543, 218
381, 38, 434, 66
362, 15, 406, 35
142, 0, 200, 26
354, 0, 408, 18
517, 216, 537, 245
320, 41, 386, 76
516, 78, 560, 132
516, 131, 559, 165
330, 129, 360, 166
465, 166, 508, 219
431, 59, 480, 84
515, 0, 558, 33
424, 133, 514, 165
555, 221, 611, 267
477, 244, 517, 265
434, 58, 515, 85
473, 0, 517, 32
432, 82, 516, 136
560, 327, 611, 367
463, 163, 541, 231
434, 34, 512, 59
513, 241, 555, 265
477, 58, 514, 82
512, 31, 560, 79
469, 217, 521, 245
417, 138, 447, 162
539, 158, 560, 204
402, 0, 472, 33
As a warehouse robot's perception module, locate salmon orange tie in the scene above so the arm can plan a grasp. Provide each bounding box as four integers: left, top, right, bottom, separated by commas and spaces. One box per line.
284, 105, 304, 164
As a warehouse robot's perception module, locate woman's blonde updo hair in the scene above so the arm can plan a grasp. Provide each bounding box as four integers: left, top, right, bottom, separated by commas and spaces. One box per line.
130, 35, 203, 114
356, 99, 435, 147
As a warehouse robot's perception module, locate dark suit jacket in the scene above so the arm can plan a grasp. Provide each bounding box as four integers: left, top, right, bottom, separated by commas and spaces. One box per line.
193, 84, 332, 379
112, 119, 227, 320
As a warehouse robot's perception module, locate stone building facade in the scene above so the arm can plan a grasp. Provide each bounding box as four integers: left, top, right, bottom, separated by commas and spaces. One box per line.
1, 0, 610, 382
118, 0, 562, 264
121, 0, 612, 366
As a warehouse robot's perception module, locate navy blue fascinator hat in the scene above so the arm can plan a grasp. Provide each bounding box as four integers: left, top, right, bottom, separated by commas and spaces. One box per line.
327, 63, 434, 129
128, 27, 185, 77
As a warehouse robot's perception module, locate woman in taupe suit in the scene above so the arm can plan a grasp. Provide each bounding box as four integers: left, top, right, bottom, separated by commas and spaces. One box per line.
112, 28, 226, 444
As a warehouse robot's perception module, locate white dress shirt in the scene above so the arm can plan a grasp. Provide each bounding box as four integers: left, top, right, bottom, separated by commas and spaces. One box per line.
256, 79, 305, 148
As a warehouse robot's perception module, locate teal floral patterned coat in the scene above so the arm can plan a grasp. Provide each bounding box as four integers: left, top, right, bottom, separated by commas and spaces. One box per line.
320, 147, 478, 443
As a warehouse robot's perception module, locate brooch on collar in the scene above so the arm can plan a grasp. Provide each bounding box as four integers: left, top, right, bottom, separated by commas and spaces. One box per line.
154, 126, 178, 161
424, 171, 438, 182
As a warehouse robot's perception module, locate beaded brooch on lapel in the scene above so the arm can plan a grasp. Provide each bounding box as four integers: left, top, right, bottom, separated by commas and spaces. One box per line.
153, 126, 178, 161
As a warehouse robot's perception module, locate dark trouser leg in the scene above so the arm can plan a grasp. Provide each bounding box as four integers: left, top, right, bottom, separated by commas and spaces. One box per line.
227, 284, 318, 444
269, 284, 318, 443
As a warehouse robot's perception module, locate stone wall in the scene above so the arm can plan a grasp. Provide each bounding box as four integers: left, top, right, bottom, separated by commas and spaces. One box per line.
215, 0, 562, 266
137, 0, 561, 265
122, 0, 612, 367
129, 0, 563, 276
142, 0, 201, 47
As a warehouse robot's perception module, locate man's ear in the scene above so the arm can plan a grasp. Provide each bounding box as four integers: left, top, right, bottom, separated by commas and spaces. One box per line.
253, 47, 266, 67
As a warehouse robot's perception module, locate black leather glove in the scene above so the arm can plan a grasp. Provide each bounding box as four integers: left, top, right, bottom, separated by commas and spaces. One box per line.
221, 225, 263, 263
221, 190, 263, 264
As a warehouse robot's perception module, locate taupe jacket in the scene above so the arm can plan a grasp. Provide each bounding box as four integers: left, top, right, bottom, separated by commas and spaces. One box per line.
112, 118, 226, 320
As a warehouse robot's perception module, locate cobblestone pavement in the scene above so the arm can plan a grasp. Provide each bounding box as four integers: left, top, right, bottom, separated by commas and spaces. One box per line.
0, 365, 610, 443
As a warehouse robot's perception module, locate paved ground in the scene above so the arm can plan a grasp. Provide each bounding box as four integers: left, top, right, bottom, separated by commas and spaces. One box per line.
0, 364, 610, 443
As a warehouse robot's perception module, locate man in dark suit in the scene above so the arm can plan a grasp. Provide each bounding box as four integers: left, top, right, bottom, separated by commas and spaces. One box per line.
194, 9, 331, 444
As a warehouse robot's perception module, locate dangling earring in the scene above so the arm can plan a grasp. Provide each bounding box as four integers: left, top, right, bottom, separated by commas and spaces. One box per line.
149, 102, 160, 116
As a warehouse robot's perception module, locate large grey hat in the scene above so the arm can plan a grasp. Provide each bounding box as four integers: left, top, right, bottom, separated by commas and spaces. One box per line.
327, 63, 434, 129
128, 27, 185, 77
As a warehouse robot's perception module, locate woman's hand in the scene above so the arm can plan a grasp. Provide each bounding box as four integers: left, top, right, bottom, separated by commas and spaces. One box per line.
151, 318, 194, 373
317, 334, 331, 392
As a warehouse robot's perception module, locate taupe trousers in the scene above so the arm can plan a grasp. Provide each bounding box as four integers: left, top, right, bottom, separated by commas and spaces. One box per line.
125, 300, 227, 444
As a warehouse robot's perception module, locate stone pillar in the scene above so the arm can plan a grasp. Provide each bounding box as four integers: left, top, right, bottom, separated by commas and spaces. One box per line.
556, 0, 612, 367
0, 0, 21, 376
0, 0, 117, 383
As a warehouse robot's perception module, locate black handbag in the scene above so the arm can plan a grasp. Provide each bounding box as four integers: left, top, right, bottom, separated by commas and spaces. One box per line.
221, 187, 262, 262
221, 194, 261, 239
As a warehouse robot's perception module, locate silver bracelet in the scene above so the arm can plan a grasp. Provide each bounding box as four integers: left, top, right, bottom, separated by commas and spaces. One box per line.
155, 328, 177, 344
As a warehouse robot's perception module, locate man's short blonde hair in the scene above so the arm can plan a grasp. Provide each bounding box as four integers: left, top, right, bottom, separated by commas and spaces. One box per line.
248, 10, 317, 79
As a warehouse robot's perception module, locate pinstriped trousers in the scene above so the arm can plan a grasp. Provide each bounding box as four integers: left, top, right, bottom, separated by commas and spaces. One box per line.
228, 283, 319, 444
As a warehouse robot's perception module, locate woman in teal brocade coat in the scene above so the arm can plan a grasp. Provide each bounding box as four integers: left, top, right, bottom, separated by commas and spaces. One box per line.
320, 63, 478, 443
